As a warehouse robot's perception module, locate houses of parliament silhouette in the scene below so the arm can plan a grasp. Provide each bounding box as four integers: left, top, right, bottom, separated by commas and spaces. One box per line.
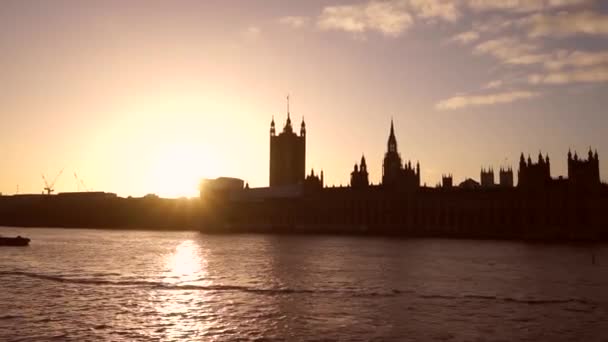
0, 100, 606, 239
215, 102, 608, 239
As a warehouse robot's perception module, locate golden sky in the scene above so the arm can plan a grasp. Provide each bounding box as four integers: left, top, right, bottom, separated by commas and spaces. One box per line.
1, 0, 607, 197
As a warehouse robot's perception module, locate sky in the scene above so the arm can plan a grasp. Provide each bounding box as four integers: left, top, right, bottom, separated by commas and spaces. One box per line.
1, 0, 607, 198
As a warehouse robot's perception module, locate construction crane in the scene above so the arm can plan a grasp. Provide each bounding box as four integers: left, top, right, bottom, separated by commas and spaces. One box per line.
42, 169, 64, 195
73, 172, 90, 192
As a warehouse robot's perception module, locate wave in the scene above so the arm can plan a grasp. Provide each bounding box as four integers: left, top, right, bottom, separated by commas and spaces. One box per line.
0, 270, 597, 307
0, 270, 402, 297
420, 293, 594, 306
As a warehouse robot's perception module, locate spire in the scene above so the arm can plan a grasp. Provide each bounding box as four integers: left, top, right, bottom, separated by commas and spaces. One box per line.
595, 149, 599, 160
568, 149, 572, 160
387, 119, 397, 153
361, 154, 367, 168
300, 116, 306, 136
545, 153, 550, 164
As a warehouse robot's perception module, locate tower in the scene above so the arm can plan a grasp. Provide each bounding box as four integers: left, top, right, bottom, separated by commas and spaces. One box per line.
480, 167, 495, 187
269, 97, 306, 187
499, 167, 514, 187
568, 148, 600, 189
518, 151, 551, 188
350, 155, 370, 189
382, 120, 420, 189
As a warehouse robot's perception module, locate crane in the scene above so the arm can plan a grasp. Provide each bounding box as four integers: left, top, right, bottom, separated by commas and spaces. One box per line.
73, 172, 90, 192
42, 169, 64, 195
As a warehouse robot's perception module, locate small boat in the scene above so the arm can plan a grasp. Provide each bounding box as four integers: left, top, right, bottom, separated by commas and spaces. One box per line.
0, 235, 31, 247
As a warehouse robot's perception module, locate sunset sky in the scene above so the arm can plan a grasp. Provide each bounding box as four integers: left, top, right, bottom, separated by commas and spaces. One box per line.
1, 0, 607, 198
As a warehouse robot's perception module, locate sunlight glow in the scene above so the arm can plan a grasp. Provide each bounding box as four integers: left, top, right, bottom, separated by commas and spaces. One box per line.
151, 143, 223, 198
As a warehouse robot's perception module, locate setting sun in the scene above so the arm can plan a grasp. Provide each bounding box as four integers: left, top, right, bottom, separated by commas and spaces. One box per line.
151, 143, 223, 198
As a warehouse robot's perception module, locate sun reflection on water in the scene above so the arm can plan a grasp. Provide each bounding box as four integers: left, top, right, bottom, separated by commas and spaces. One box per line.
151, 239, 218, 339
164, 239, 208, 285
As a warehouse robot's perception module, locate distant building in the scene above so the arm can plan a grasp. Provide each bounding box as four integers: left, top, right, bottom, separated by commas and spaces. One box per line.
382, 120, 420, 190
459, 178, 480, 189
350, 155, 370, 189
499, 167, 514, 187
269, 106, 306, 187
442, 174, 453, 188
568, 149, 600, 189
480, 168, 495, 187
200, 177, 244, 198
518, 152, 551, 188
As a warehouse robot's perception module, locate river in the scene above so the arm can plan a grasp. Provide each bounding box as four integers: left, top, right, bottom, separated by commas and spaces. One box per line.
1, 227, 607, 341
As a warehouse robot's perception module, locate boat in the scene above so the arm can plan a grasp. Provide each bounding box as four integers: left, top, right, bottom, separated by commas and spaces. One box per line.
0, 235, 31, 246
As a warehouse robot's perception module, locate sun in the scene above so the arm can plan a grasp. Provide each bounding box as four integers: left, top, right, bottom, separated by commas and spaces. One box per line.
151, 143, 222, 198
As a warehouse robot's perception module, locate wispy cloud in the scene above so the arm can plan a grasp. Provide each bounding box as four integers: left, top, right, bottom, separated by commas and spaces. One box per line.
317, 1, 413, 37
484, 80, 503, 89
436, 90, 540, 110
279, 16, 309, 29
467, 0, 591, 13
409, 0, 460, 22
544, 50, 608, 70
474, 37, 548, 65
529, 67, 608, 85
526, 11, 608, 38
242, 26, 261, 40
450, 30, 480, 44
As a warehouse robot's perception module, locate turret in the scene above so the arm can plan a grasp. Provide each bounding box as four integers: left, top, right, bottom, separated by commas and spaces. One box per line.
360, 155, 367, 172
300, 117, 306, 137
270, 116, 276, 136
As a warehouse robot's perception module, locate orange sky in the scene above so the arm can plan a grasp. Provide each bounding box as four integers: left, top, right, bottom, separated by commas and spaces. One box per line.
1, 1, 607, 197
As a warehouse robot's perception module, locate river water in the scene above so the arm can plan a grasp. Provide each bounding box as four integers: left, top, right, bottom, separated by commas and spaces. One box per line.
1, 227, 607, 341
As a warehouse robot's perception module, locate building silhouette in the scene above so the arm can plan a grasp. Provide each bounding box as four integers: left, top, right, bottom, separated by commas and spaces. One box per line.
207, 114, 608, 240
568, 149, 600, 189
350, 156, 370, 189
269, 104, 306, 187
382, 120, 420, 190
480, 168, 495, 187
499, 167, 514, 187
518, 152, 551, 188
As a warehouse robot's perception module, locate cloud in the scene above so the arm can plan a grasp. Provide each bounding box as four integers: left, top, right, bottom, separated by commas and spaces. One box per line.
467, 0, 591, 13
242, 26, 261, 40
474, 37, 548, 65
544, 50, 608, 70
484, 80, 503, 89
529, 66, 608, 84
450, 30, 480, 44
408, 0, 460, 22
317, 1, 413, 37
526, 11, 608, 38
279, 16, 309, 29
436, 90, 540, 110
473, 17, 514, 34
